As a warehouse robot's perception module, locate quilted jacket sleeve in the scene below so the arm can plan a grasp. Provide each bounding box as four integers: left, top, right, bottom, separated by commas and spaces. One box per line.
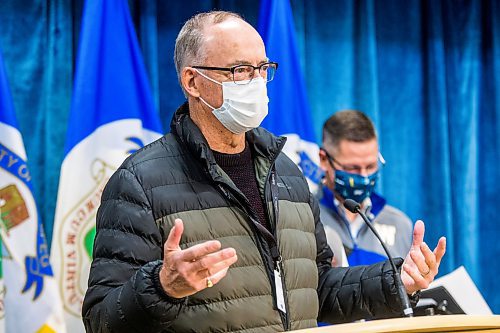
82, 167, 184, 333
311, 194, 405, 324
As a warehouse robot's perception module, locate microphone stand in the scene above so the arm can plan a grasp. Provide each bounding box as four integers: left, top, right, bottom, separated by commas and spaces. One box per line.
344, 198, 414, 317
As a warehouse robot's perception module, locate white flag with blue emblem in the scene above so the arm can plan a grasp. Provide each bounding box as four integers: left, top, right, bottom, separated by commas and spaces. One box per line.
0, 46, 66, 332
51, 0, 163, 331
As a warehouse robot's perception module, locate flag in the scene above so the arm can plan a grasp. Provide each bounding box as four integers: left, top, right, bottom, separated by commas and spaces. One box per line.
258, 0, 323, 192
51, 0, 163, 331
0, 46, 66, 332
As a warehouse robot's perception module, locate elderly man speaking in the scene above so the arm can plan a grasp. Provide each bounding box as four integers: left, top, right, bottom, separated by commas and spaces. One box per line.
82, 11, 446, 332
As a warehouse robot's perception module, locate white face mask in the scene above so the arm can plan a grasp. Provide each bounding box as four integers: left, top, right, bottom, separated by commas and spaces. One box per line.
195, 69, 269, 134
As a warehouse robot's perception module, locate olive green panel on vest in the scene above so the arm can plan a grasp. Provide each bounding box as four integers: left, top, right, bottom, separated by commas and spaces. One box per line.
155, 200, 319, 331
252, 154, 271, 198
157, 207, 281, 331
277, 201, 316, 260
156, 206, 256, 245
171, 293, 283, 332
277, 200, 319, 326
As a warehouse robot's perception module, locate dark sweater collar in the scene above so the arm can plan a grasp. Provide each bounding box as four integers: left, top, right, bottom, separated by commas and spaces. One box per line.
213, 143, 252, 168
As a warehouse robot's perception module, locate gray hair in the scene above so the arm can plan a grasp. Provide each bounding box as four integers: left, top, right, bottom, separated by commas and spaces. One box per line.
174, 11, 243, 92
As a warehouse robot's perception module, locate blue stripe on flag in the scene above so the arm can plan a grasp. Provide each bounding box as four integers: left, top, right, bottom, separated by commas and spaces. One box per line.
0, 46, 17, 127
0, 143, 33, 190
22, 224, 54, 300
64, 0, 162, 155
298, 150, 324, 184
258, 0, 316, 142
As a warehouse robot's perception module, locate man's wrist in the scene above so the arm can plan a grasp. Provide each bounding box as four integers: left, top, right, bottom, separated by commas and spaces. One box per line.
152, 262, 185, 304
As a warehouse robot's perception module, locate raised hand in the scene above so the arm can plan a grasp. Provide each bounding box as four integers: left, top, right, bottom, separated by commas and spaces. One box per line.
401, 220, 446, 295
159, 218, 238, 298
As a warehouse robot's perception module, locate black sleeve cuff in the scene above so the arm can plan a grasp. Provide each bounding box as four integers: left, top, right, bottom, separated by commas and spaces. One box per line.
151, 261, 187, 305
409, 290, 421, 307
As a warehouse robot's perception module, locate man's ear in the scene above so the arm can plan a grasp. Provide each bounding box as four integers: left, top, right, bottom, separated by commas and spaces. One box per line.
181, 67, 200, 98
319, 148, 336, 189
319, 148, 329, 170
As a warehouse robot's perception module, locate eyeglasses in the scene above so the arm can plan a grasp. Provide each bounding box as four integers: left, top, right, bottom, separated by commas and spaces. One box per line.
320, 147, 385, 174
192, 62, 278, 85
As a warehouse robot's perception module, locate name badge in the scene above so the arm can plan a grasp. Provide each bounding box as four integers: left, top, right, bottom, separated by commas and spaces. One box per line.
274, 266, 286, 313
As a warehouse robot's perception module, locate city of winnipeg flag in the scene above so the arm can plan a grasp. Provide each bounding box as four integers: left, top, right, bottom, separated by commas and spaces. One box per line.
51, 0, 162, 331
0, 47, 66, 332
258, 0, 323, 193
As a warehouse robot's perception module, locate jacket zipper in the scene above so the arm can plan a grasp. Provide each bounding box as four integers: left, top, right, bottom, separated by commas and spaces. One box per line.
263, 168, 290, 330
216, 181, 289, 331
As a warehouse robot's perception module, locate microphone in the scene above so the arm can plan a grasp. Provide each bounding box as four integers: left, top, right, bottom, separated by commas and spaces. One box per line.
344, 198, 414, 317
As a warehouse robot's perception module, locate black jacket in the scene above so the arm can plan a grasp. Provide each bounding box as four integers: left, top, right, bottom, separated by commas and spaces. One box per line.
82, 103, 405, 332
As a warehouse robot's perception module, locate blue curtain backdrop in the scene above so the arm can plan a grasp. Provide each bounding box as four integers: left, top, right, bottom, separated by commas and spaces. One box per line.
0, 0, 498, 313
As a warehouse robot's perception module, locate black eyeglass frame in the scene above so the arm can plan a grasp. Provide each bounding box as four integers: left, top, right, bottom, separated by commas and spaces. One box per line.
320, 147, 385, 174
320, 147, 346, 170
192, 62, 278, 83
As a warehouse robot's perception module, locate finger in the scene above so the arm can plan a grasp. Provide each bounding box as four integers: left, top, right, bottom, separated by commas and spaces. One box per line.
409, 249, 429, 276
191, 248, 237, 272
208, 267, 230, 286
433, 237, 447, 266
181, 240, 222, 262
402, 250, 416, 269
164, 219, 184, 253
420, 242, 436, 269
403, 263, 430, 290
195, 253, 238, 280
411, 220, 425, 248
198, 266, 232, 291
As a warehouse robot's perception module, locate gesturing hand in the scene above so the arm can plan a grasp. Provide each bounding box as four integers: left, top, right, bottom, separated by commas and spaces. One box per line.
401, 220, 446, 295
159, 218, 238, 298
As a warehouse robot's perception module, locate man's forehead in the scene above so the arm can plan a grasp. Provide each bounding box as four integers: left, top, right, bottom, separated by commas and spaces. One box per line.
336, 139, 379, 158
204, 18, 253, 40
214, 17, 246, 30
202, 19, 266, 63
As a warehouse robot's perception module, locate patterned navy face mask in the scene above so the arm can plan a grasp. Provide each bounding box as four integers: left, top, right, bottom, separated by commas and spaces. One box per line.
334, 169, 378, 203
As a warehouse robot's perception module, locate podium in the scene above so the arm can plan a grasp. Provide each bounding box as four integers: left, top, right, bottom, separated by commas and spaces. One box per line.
293, 315, 500, 332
